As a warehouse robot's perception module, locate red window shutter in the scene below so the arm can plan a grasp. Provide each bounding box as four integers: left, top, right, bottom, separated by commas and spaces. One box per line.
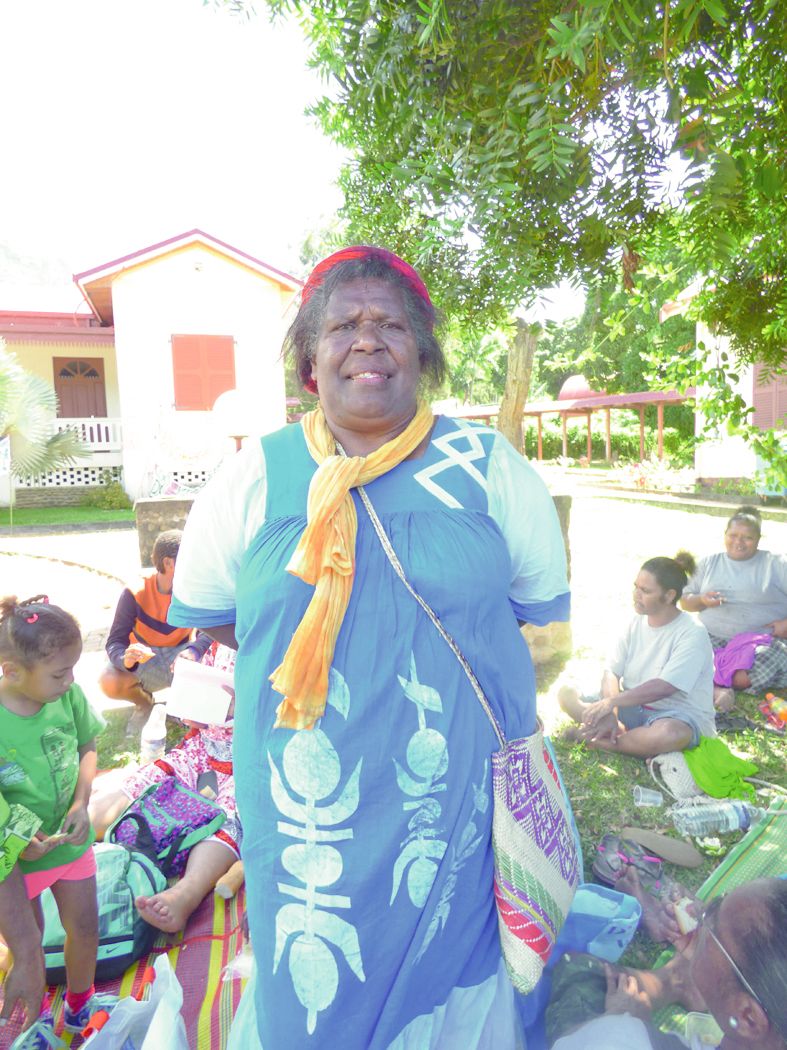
752, 363, 775, 429
776, 375, 787, 429
172, 335, 236, 410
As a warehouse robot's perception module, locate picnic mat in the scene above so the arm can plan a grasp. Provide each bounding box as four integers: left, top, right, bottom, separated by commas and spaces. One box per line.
0, 887, 247, 1049
695, 794, 787, 902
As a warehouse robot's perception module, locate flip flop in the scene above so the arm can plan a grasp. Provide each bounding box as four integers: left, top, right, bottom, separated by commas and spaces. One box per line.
591, 833, 664, 893
621, 827, 704, 869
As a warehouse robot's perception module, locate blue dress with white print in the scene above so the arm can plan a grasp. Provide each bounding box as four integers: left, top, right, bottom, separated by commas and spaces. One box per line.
169, 415, 569, 1050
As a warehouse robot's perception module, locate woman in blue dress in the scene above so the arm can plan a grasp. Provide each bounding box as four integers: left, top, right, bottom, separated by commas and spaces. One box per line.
169, 247, 570, 1049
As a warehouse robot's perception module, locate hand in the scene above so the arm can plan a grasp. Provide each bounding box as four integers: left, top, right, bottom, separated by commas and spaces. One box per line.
124, 643, 154, 667
604, 967, 652, 1020
0, 946, 45, 1032
700, 591, 725, 608
586, 710, 622, 744
61, 802, 90, 845
177, 648, 198, 662
581, 698, 614, 730
20, 831, 59, 862
767, 618, 787, 639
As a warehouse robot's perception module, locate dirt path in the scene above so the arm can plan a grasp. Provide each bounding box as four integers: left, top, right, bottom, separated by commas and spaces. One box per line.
1, 497, 783, 715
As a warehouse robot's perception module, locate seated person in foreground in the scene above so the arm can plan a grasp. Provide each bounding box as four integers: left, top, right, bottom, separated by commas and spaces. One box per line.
90, 643, 239, 933
559, 555, 716, 757
680, 506, 787, 711
550, 877, 787, 1050
99, 529, 211, 727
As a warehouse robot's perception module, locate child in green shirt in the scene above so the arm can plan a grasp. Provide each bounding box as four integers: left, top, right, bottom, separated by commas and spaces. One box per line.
0, 595, 115, 1046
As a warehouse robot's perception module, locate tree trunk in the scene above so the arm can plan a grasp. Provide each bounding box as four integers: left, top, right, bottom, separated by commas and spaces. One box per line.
496, 319, 538, 453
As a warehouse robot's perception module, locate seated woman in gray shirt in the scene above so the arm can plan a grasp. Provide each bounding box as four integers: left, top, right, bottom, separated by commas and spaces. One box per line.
559, 555, 716, 758
680, 506, 787, 708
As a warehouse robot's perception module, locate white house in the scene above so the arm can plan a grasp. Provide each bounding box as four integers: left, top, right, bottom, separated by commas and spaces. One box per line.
0, 230, 302, 504
661, 287, 787, 481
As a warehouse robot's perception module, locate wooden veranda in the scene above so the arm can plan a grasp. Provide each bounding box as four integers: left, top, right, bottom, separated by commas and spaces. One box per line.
451, 388, 692, 462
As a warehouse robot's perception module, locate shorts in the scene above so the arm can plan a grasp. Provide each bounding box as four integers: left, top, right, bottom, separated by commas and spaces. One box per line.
617, 704, 703, 749
24, 845, 97, 899
109, 639, 195, 694
579, 694, 703, 748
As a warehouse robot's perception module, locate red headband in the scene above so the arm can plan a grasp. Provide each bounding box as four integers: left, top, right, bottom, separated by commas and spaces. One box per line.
301, 246, 433, 309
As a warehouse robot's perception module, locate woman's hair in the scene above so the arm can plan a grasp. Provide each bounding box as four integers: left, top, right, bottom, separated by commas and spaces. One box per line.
725, 504, 762, 540
640, 553, 694, 603
284, 254, 446, 393
0, 595, 81, 667
733, 878, 787, 1041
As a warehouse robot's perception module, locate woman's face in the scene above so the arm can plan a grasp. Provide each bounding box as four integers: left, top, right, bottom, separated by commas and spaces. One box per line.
633, 570, 674, 616
724, 523, 759, 561
311, 278, 421, 441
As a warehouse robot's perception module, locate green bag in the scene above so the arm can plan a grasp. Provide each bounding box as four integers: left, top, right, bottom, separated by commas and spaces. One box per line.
41, 841, 166, 983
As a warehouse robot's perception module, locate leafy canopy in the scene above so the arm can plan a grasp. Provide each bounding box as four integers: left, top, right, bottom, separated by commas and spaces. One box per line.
262, 0, 785, 372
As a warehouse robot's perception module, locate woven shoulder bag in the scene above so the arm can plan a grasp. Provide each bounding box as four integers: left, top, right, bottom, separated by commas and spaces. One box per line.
357, 482, 580, 993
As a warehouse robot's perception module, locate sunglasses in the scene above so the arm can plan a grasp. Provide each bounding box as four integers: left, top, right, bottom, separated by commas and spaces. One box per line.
701, 897, 766, 1013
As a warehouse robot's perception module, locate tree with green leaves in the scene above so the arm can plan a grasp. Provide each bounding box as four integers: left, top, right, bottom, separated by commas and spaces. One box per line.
255, 0, 784, 453
266, 0, 784, 341
0, 341, 83, 485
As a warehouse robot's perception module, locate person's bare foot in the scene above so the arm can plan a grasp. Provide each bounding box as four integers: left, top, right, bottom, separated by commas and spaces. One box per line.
713, 686, 736, 712
136, 890, 191, 933
557, 685, 586, 723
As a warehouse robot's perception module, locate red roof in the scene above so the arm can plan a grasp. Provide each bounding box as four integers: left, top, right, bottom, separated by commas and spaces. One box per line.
74, 230, 303, 325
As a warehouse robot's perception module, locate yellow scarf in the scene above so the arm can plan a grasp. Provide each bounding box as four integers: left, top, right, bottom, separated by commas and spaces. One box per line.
270, 401, 434, 729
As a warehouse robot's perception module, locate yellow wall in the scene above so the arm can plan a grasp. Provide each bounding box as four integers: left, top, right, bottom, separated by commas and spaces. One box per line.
7, 339, 121, 417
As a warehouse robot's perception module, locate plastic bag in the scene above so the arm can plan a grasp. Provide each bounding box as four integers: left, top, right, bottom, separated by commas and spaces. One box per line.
81, 955, 188, 1050
222, 940, 255, 982
226, 962, 262, 1050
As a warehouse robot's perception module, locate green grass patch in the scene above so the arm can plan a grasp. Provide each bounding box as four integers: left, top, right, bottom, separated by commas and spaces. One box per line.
97, 708, 189, 770
0, 506, 135, 527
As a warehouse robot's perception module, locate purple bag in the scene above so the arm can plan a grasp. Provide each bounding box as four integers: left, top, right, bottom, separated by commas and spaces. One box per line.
107, 777, 226, 877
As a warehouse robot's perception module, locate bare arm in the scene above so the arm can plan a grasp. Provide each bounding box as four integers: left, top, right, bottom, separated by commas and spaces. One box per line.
0, 864, 45, 1031
600, 670, 621, 700
680, 591, 723, 612
767, 616, 787, 639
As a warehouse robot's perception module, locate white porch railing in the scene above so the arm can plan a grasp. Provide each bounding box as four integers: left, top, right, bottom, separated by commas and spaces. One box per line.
54, 417, 123, 453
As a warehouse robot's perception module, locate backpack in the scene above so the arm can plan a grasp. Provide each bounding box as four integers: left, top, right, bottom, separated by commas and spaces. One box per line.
41, 841, 167, 983
107, 777, 226, 877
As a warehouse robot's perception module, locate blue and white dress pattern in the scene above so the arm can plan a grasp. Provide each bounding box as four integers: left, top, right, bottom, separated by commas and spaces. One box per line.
170, 416, 569, 1050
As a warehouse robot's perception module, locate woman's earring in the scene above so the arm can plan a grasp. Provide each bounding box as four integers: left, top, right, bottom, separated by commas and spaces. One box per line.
728, 1017, 738, 1029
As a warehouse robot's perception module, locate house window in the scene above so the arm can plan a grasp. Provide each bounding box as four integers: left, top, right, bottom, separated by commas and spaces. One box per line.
752, 363, 787, 430
171, 335, 236, 411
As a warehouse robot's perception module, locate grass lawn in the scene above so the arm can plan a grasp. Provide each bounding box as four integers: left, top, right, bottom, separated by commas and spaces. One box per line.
0, 506, 135, 527
98, 708, 188, 771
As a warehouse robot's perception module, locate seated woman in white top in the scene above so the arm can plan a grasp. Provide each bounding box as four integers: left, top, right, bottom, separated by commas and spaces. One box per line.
559, 555, 715, 758
680, 506, 787, 707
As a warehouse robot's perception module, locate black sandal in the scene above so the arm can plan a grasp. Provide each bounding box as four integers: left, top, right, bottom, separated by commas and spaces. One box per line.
591, 833, 664, 893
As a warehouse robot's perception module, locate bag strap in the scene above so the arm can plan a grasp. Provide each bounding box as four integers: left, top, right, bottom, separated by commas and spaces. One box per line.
109, 811, 157, 857
354, 479, 506, 749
